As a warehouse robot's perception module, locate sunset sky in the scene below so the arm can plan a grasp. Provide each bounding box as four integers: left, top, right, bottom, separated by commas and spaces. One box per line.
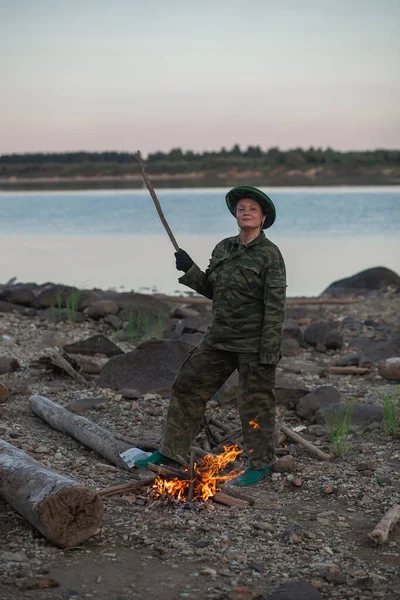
1, 0, 399, 155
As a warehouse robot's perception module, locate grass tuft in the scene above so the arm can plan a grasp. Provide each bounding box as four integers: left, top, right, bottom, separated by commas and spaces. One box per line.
324, 401, 355, 457
382, 391, 400, 436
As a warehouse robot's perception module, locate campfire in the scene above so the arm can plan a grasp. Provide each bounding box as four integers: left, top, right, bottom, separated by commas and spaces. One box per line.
148, 445, 244, 504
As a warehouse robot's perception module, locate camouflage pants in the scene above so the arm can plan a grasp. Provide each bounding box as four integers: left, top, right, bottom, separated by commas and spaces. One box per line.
160, 343, 276, 470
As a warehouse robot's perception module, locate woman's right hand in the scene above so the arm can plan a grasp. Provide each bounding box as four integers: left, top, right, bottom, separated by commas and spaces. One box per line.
174, 249, 193, 272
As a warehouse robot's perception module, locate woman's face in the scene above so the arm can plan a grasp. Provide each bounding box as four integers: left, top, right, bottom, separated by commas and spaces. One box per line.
236, 197, 265, 231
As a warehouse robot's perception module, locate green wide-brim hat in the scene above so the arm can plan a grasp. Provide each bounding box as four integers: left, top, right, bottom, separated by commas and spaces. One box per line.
225, 186, 276, 229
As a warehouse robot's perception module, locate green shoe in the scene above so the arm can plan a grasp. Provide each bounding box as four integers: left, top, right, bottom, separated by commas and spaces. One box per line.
231, 466, 271, 487
135, 449, 177, 468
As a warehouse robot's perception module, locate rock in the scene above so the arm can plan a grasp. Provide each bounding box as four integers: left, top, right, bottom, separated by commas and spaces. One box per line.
0, 551, 29, 563
98, 339, 193, 393
0, 286, 35, 306
0, 357, 20, 375
315, 342, 327, 353
66, 397, 109, 413
173, 307, 200, 319
356, 461, 377, 472
315, 402, 383, 429
103, 314, 124, 330
0, 300, 36, 316
266, 580, 323, 599
336, 353, 361, 367
275, 375, 309, 407
379, 357, 400, 380
321, 266, 400, 297
0, 382, 9, 403
119, 388, 141, 399
272, 455, 294, 472
37, 308, 86, 323
178, 332, 204, 347
296, 385, 341, 420
304, 322, 330, 347
175, 316, 210, 336
63, 335, 123, 357
323, 331, 343, 350
231, 587, 255, 600
281, 338, 303, 357
308, 424, 327, 437
283, 319, 303, 343
34, 284, 79, 309
349, 332, 400, 364
85, 300, 119, 320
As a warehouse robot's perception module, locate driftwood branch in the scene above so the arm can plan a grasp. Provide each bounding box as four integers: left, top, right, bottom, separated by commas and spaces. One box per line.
280, 424, 331, 461
212, 491, 249, 509
147, 463, 188, 480
133, 151, 179, 251
37, 349, 87, 384
367, 504, 400, 547
29, 395, 132, 470
153, 294, 360, 306
187, 451, 195, 503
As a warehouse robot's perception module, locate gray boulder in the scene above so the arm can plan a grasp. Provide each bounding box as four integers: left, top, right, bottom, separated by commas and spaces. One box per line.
349, 331, 400, 364
85, 300, 119, 319
283, 319, 303, 343
97, 339, 192, 394
296, 385, 341, 420
0, 300, 36, 317
316, 403, 383, 429
267, 580, 323, 600
321, 266, 400, 297
63, 335, 123, 358
0, 286, 35, 306
303, 322, 330, 347
281, 338, 303, 357
275, 375, 309, 407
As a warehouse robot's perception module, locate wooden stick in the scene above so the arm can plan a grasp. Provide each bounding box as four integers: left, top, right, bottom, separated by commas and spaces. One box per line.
187, 452, 195, 503
202, 416, 219, 446
219, 485, 255, 506
280, 424, 331, 461
98, 476, 156, 498
367, 504, 400, 547
325, 366, 370, 375
133, 151, 179, 251
175, 454, 190, 469
209, 417, 230, 434
147, 463, 188, 480
212, 491, 249, 509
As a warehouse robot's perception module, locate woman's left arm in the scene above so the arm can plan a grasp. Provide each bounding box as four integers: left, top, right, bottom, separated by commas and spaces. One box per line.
259, 250, 287, 364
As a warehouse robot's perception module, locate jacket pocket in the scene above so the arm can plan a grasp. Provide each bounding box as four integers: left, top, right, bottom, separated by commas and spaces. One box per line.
239, 265, 263, 295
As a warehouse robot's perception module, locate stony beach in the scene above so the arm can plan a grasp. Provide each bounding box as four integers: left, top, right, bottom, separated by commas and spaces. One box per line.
0, 272, 399, 600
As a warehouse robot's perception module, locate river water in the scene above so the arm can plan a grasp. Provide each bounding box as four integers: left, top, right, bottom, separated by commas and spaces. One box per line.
0, 187, 399, 297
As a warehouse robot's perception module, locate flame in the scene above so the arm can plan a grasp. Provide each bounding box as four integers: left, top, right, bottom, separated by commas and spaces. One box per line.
150, 445, 244, 503
249, 420, 260, 429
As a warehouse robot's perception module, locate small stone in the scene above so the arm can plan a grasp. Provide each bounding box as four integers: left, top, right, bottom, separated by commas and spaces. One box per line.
119, 388, 141, 399
54, 452, 63, 460
0, 382, 8, 404
272, 455, 294, 472
34, 446, 50, 454
271, 473, 281, 481
200, 567, 217, 578
324, 486, 335, 495
96, 576, 102, 583
291, 478, 303, 487
231, 586, 255, 600
356, 461, 377, 472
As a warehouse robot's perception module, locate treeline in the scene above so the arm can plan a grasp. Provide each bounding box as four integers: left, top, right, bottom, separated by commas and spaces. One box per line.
1, 146, 399, 188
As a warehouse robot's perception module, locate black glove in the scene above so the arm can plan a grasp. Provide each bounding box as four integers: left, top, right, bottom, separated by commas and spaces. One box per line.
175, 248, 193, 273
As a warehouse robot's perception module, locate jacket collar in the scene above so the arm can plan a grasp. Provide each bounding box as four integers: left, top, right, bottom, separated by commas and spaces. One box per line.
234, 231, 265, 248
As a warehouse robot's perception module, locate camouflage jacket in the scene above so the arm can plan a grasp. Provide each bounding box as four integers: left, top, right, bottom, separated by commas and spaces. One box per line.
178, 232, 286, 364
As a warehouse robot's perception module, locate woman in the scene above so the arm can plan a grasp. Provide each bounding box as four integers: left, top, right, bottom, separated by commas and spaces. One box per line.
136, 186, 286, 487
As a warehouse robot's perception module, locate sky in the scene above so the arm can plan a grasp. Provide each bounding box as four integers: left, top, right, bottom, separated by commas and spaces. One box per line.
1, 0, 399, 155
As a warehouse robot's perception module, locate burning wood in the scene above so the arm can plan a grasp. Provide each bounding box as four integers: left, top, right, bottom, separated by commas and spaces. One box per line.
148, 445, 244, 504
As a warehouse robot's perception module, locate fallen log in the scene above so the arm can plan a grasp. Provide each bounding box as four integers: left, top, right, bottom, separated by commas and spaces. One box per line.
280, 424, 332, 461
219, 485, 255, 506
30, 395, 132, 470
0, 439, 103, 548
71, 354, 108, 375
367, 504, 400, 547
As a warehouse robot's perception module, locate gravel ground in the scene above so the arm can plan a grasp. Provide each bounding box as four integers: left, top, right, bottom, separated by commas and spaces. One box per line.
0, 292, 399, 600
